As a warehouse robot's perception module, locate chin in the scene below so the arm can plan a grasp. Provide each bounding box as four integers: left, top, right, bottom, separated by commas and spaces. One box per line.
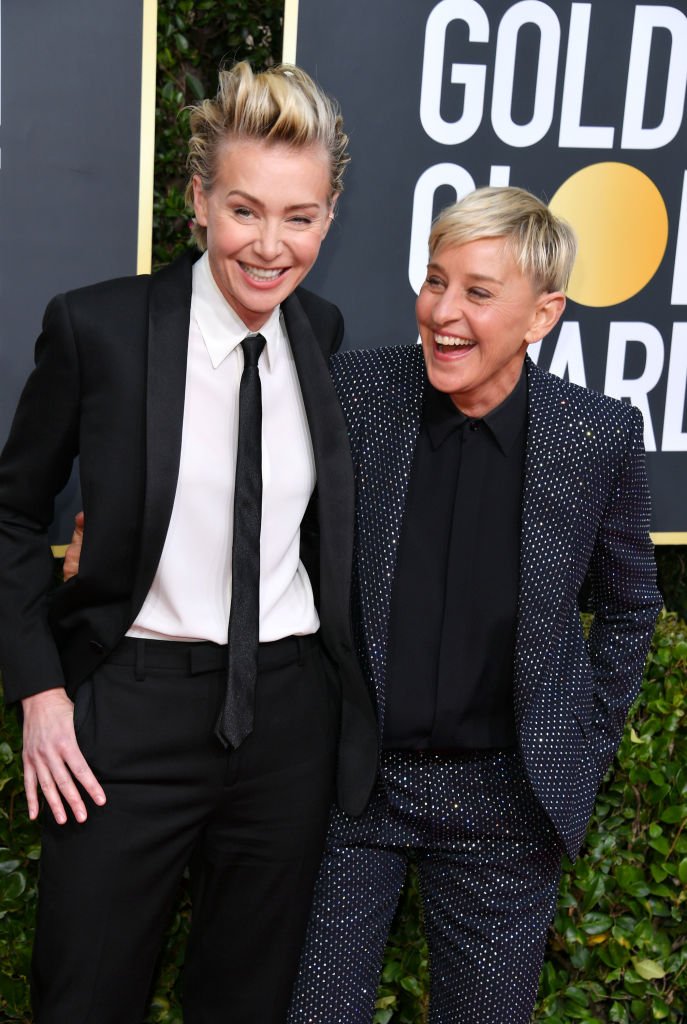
426, 364, 464, 394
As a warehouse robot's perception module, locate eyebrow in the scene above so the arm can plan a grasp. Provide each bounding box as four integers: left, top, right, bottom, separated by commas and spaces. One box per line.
427, 261, 504, 286
225, 189, 323, 212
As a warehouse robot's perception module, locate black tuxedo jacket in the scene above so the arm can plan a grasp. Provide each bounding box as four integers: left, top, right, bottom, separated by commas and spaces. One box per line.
0, 251, 377, 817
328, 345, 662, 858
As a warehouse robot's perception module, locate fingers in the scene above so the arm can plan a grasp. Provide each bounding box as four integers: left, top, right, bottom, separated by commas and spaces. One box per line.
23, 761, 40, 821
31, 747, 92, 825
67, 748, 107, 813
62, 552, 78, 582
21, 687, 106, 824
62, 510, 85, 581
30, 755, 73, 825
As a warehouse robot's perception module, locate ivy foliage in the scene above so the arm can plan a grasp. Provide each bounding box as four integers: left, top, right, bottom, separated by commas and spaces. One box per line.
154, 0, 283, 267
534, 614, 687, 1024
1, 614, 684, 1022
656, 547, 687, 623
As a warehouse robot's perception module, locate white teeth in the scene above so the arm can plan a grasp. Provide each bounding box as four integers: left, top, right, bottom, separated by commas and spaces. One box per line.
241, 263, 282, 281
435, 334, 474, 347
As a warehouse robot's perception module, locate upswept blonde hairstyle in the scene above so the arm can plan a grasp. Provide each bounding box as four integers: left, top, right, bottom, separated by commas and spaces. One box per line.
429, 186, 577, 293
185, 61, 349, 249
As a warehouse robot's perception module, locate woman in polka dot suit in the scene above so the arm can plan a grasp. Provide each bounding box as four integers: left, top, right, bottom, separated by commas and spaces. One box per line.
289, 186, 662, 1024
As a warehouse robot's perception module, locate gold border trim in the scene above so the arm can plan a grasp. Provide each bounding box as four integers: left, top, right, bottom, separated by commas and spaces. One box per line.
282, 0, 300, 63
137, 0, 158, 274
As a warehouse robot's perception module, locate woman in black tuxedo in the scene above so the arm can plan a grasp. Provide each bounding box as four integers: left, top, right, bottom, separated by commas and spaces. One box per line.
0, 62, 376, 1024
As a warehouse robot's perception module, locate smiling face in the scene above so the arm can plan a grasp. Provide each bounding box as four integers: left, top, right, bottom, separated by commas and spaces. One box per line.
416, 236, 566, 418
192, 138, 335, 330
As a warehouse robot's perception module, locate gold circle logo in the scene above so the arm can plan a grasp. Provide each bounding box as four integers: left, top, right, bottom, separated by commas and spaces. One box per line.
549, 162, 668, 308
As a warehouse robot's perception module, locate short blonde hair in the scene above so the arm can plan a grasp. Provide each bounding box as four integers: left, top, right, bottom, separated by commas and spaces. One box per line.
429, 186, 577, 293
185, 61, 349, 249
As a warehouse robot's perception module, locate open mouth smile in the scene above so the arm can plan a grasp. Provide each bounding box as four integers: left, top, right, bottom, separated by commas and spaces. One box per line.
434, 334, 476, 354
239, 262, 288, 283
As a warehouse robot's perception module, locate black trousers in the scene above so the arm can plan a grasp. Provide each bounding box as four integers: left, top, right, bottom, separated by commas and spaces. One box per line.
32, 634, 339, 1024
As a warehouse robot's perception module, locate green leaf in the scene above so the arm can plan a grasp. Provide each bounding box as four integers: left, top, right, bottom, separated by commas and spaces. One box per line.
373, 1012, 393, 1024
651, 995, 671, 1019
631, 957, 666, 980
185, 73, 205, 101
0, 871, 26, 900
660, 805, 687, 824
564, 984, 589, 1006
374, 995, 396, 1010
581, 913, 613, 935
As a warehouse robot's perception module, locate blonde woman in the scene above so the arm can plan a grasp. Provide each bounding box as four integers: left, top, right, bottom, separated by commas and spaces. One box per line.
289, 187, 661, 1024
0, 63, 376, 1024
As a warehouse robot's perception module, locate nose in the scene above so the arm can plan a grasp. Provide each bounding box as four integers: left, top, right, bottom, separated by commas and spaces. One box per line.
432, 286, 464, 327
254, 219, 283, 262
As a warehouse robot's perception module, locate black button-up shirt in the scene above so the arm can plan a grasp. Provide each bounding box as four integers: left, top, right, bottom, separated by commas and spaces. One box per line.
383, 368, 527, 750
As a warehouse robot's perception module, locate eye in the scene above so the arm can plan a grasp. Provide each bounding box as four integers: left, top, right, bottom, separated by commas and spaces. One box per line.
232, 206, 254, 219
468, 287, 491, 300
288, 214, 315, 227
424, 274, 445, 289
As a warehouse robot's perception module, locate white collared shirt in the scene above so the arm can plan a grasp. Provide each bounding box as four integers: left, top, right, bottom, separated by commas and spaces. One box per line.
128, 251, 319, 643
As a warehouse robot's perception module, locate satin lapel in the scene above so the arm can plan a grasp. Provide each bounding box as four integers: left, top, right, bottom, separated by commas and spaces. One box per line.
282, 292, 353, 632
130, 252, 195, 614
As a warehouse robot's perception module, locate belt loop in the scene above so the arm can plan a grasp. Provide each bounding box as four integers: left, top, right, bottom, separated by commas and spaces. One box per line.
296, 636, 305, 667
135, 639, 146, 681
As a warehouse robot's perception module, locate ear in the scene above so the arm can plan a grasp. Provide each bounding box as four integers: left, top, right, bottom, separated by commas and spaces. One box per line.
321, 193, 339, 239
192, 175, 209, 227
524, 291, 566, 346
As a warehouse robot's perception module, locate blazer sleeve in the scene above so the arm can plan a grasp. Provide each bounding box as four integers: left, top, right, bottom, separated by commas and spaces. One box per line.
292, 286, 344, 359
0, 294, 81, 702
585, 406, 662, 774
330, 306, 344, 355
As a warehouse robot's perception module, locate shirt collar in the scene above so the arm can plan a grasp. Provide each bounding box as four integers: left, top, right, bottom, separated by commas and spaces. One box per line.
191, 251, 283, 369
425, 364, 527, 455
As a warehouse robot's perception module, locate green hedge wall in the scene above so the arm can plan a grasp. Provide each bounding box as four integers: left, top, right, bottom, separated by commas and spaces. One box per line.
154, 0, 283, 267
1, 613, 685, 1022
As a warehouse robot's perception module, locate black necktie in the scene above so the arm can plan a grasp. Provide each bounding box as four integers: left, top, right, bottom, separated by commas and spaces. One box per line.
215, 333, 266, 749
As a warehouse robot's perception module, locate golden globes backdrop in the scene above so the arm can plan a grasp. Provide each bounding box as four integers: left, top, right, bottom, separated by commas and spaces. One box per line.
286, 0, 687, 539
0, 0, 157, 542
